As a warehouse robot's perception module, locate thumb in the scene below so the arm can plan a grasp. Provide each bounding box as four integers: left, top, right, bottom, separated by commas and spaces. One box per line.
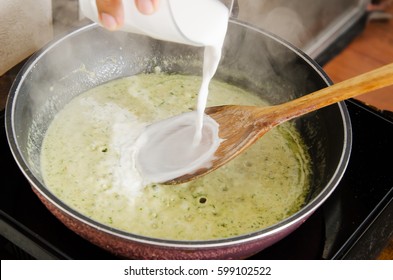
135, 0, 159, 15
96, 0, 124, 30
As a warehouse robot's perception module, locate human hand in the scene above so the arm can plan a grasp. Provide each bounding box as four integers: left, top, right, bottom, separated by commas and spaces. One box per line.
96, 0, 159, 30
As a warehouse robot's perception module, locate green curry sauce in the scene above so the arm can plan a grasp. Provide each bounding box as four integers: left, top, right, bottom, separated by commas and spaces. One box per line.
41, 73, 312, 241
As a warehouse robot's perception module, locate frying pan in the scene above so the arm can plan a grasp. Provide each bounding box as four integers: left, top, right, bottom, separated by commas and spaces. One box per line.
5, 21, 351, 259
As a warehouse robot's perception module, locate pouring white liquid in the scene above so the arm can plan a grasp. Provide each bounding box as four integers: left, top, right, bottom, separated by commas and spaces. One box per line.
80, 0, 230, 182
137, 11, 229, 182
134, 0, 229, 182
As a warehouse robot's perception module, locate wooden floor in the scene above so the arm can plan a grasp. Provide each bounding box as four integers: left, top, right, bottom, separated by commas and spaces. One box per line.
323, 1, 393, 112
324, 1, 393, 259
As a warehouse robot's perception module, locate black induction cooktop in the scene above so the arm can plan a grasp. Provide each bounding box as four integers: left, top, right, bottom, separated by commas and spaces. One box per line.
1, 99, 392, 260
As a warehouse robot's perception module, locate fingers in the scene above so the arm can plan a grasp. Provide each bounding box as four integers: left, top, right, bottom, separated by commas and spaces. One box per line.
96, 0, 159, 30
135, 0, 160, 15
96, 0, 124, 30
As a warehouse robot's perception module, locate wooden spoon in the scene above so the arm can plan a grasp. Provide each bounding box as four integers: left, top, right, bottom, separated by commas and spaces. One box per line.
165, 63, 393, 184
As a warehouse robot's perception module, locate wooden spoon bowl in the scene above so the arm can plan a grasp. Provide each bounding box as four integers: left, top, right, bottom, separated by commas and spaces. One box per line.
165, 63, 393, 184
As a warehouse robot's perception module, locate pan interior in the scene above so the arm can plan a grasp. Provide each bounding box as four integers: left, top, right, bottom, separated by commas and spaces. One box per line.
6, 22, 351, 244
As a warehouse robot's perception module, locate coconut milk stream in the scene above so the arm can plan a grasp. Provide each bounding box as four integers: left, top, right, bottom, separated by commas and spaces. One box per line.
135, 0, 230, 182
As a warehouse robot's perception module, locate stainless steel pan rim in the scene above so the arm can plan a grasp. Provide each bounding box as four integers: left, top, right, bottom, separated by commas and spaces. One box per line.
5, 20, 352, 251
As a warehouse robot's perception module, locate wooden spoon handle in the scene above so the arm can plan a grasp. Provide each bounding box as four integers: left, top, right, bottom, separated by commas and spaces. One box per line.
263, 62, 393, 122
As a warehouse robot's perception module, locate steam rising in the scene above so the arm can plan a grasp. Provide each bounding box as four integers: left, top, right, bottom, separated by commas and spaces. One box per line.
238, 1, 306, 48
236, 0, 362, 57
